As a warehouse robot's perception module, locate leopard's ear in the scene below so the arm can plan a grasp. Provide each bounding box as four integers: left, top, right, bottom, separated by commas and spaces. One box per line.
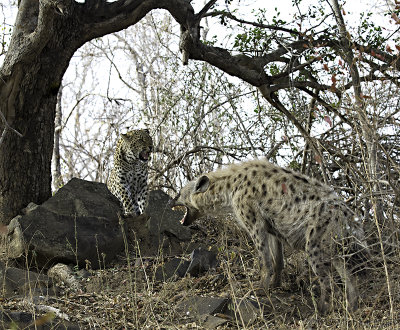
194, 175, 210, 193
143, 128, 150, 134
121, 133, 129, 143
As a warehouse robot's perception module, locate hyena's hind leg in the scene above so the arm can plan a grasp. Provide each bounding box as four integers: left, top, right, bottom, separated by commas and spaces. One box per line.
332, 257, 358, 311
306, 244, 333, 314
308, 253, 358, 313
306, 220, 359, 312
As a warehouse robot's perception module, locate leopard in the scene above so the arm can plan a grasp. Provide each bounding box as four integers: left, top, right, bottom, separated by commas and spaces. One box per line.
107, 129, 153, 216
171, 159, 368, 313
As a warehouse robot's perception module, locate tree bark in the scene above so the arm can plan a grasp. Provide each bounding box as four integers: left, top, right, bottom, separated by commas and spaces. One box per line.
0, 20, 75, 222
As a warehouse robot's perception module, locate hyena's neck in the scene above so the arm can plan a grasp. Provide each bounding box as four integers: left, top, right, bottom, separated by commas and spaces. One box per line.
195, 176, 233, 215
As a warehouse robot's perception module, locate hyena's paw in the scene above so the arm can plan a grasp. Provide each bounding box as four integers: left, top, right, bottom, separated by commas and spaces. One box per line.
252, 285, 269, 296
252, 279, 275, 296
317, 297, 332, 315
270, 274, 282, 289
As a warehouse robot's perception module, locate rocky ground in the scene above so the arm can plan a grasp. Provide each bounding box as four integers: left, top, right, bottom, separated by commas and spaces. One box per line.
2, 215, 400, 329
1, 179, 399, 329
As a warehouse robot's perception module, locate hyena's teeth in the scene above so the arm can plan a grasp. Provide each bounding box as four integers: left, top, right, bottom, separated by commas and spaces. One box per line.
172, 205, 188, 224
172, 205, 185, 212
181, 208, 188, 224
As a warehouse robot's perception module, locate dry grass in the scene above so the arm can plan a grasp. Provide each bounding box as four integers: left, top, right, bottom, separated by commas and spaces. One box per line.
1, 215, 400, 329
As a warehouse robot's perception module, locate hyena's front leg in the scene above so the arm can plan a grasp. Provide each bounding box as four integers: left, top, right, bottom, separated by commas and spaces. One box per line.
332, 258, 358, 311
234, 201, 283, 293
266, 234, 284, 288
253, 227, 284, 292
306, 230, 333, 314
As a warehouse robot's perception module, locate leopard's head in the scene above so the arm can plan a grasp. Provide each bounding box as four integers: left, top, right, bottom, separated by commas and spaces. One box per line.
120, 129, 153, 163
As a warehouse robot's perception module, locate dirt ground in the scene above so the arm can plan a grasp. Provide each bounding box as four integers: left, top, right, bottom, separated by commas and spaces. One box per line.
2, 216, 400, 329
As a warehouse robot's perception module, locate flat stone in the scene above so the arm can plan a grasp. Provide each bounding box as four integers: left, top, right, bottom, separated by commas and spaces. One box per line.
0, 261, 57, 298
223, 298, 261, 326
186, 247, 218, 276
0, 309, 81, 329
178, 296, 228, 317
155, 257, 190, 281
199, 314, 228, 328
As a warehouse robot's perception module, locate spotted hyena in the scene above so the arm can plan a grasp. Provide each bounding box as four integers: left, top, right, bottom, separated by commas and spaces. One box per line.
172, 159, 367, 313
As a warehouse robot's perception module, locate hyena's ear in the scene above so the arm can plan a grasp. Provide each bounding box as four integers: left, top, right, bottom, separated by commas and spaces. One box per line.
194, 175, 210, 193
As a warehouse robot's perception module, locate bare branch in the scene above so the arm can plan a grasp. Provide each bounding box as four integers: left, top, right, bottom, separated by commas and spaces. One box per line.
0, 109, 23, 146
205, 10, 300, 35
195, 0, 217, 22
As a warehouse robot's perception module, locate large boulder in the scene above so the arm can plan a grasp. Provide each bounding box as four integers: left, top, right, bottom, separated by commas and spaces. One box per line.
0, 261, 57, 298
4, 178, 123, 269
154, 247, 218, 281
125, 190, 192, 256
146, 189, 191, 242
2, 180, 192, 270
178, 296, 262, 327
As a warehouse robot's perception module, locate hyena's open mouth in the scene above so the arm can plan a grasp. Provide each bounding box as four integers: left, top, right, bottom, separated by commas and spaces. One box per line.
171, 205, 188, 224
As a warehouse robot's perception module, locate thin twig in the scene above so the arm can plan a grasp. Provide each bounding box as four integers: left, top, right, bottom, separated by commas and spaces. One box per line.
0, 110, 23, 145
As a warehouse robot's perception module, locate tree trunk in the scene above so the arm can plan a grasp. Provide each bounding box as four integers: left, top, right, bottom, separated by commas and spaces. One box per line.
0, 36, 75, 223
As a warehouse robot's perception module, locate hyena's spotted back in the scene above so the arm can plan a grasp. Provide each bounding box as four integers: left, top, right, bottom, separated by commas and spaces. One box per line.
173, 159, 368, 313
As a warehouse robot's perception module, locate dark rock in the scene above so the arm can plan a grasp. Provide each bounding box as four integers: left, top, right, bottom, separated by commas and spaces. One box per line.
155, 257, 190, 281
186, 247, 218, 277
125, 190, 191, 257
2, 181, 191, 271
0, 310, 34, 324
5, 178, 123, 269
155, 247, 217, 282
0, 261, 57, 298
178, 296, 228, 317
0, 309, 81, 329
177, 295, 261, 326
223, 298, 260, 326
198, 314, 228, 328
37, 178, 121, 219
146, 190, 191, 242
